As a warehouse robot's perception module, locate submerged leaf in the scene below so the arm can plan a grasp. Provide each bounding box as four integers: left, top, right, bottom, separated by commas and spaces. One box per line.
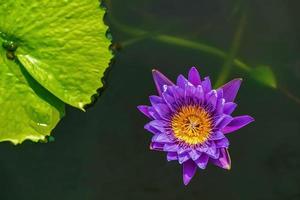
249, 65, 277, 89
0, 0, 112, 144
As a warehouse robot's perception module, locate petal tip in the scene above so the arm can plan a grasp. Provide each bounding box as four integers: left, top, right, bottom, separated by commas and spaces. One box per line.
182, 160, 197, 186
183, 173, 193, 185
242, 115, 255, 124
189, 66, 198, 73
137, 105, 145, 111
152, 69, 174, 95
220, 78, 243, 102
226, 164, 231, 170
188, 67, 202, 86
183, 179, 190, 186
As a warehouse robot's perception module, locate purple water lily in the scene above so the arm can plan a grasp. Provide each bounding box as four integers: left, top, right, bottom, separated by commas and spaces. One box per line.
138, 67, 254, 185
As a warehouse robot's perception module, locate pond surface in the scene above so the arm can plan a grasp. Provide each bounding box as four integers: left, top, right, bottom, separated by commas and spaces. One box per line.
0, 0, 300, 199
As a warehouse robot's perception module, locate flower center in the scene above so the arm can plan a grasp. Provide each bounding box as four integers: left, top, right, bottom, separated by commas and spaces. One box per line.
171, 105, 212, 145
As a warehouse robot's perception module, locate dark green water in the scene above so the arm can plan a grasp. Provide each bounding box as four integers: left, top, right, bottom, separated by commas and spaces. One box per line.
1, 0, 300, 199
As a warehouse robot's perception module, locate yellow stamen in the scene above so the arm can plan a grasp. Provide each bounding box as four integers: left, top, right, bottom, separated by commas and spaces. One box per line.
171, 105, 213, 145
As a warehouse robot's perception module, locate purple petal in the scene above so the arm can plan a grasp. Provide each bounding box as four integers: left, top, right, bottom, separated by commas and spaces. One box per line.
147, 107, 161, 119
195, 154, 209, 169
215, 138, 230, 148
152, 133, 173, 143
196, 143, 209, 153
211, 148, 231, 170
223, 115, 254, 134
223, 102, 237, 115
178, 153, 190, 164
145, 120, 167, 133
162, 92, 176, 111
150, 142, 164, 151
144, 123, 160, 134
205, 141, 219, 159
163, 143, 179, 152
188, 67, 201, 86
216, 88, 224, 98
184, 84, 196, 98
177, 146, 191, 155
194, 85, 205, 102
215, 98, 225, 114
201, 77, 212, 94
166, 86, 185, 104
149, 95, 164, 105
182, 160, 197, 185
206, 90, 218, 109
209, 131, 225, 140
219, 78, 242, 102
152, 69, 174, 95
167, 152, 178, 161
137, 105, 152, 118
152, 103, 171, 120
215, 115, 233, 129
189, 149, 201, 161
177, 75, 191, 88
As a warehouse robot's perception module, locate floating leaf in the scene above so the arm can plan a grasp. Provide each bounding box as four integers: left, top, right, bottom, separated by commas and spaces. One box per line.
249, 65, 277, 89
0, 0, 112, 144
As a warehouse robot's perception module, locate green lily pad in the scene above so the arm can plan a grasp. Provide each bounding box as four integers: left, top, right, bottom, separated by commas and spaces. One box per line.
0, 0, 112, 144
0, 48, 65, 144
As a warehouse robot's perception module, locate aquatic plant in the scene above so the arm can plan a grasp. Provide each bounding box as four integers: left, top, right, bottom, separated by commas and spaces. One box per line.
0, 0, 112, 144
138, 67, 254, 185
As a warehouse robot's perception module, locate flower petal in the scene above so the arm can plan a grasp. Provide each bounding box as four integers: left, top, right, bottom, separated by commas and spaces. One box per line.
147, 107, 161, 119
145, 120, 167, 133
177, 74, 191, 88
149, 95, 164, 105
211, 148, 231, 170
184, 84, 196, 98
209, 131, 225, 140
223, 115, 254, 134
163, 143, 179, 152
189, 149, 201, 161
166, 86, 185, 105
219, 78, 242, 102
151, 103, 171, 120
167, 152, 178, 161
215, 137, 230, 148
182, 160, 197, 185
206, 90, 218, 110
137, 105, 152, 118
150, 142, 164, 151
215, 98, 225, 114
204, 141, 219, 159
216, 88, 224, 98
178, 153, 190, 164
152, 133, 173, 143
215, 115, 233, 129
188, 67, 201, 86
162, 92, 176, 111
194, 85, 205, 102
223, 102, 237, 115
152, 69, 174, 95
201, 77, 212, 94
176, 146, 189, 155
144, 123, 160, 134
195, 154, 209, 169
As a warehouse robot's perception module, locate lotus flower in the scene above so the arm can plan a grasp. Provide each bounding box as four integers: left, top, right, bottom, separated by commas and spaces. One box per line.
138, 67, 254, 185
